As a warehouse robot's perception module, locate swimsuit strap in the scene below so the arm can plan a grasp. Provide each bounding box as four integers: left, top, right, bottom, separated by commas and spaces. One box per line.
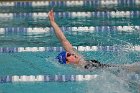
84, 60, 113, 70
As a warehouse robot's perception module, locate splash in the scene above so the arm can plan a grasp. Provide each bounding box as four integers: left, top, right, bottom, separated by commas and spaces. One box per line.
85, 70, 131, 93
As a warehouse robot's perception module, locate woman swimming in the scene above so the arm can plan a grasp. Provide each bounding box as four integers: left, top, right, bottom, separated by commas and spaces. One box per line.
48, 9, 140, 71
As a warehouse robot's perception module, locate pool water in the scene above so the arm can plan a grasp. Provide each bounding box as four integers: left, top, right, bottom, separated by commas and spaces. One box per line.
0, 1, 140, 93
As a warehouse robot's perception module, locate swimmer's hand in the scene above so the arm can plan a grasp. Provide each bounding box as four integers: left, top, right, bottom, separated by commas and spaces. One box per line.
48, 9, 55, 23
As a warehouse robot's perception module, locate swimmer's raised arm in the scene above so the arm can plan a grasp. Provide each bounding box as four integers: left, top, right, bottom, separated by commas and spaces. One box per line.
48, 10, 74, 53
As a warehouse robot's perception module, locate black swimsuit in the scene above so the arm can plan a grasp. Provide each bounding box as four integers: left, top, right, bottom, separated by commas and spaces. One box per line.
84, 60, 114, 70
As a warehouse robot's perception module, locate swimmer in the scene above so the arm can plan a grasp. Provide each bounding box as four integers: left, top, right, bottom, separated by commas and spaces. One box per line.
48, 9, 140, 71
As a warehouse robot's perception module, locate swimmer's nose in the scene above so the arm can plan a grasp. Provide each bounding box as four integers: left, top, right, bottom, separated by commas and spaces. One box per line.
74, 55, 79, 58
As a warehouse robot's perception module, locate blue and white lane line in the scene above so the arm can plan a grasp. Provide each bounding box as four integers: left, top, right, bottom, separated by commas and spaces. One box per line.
0, 75, 98, 83
0, 46, 139, 53
0, 11, 140, 18
0, 74, 140, 83
0, 0, 139, 7
0, 26, 139, 34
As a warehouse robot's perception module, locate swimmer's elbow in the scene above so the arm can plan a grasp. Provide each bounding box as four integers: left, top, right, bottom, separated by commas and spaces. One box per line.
62, 40, 73, 51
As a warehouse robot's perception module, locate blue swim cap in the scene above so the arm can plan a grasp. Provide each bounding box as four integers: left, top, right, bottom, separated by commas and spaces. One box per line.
56, 51, 66, 64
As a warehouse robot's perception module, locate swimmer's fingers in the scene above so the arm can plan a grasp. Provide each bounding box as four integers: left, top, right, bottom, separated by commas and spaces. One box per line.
48, 9, 55, 22
48, 9, 53, 16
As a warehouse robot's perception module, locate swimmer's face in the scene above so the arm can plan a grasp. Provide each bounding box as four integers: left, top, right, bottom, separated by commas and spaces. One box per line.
66, 52, 80, 64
